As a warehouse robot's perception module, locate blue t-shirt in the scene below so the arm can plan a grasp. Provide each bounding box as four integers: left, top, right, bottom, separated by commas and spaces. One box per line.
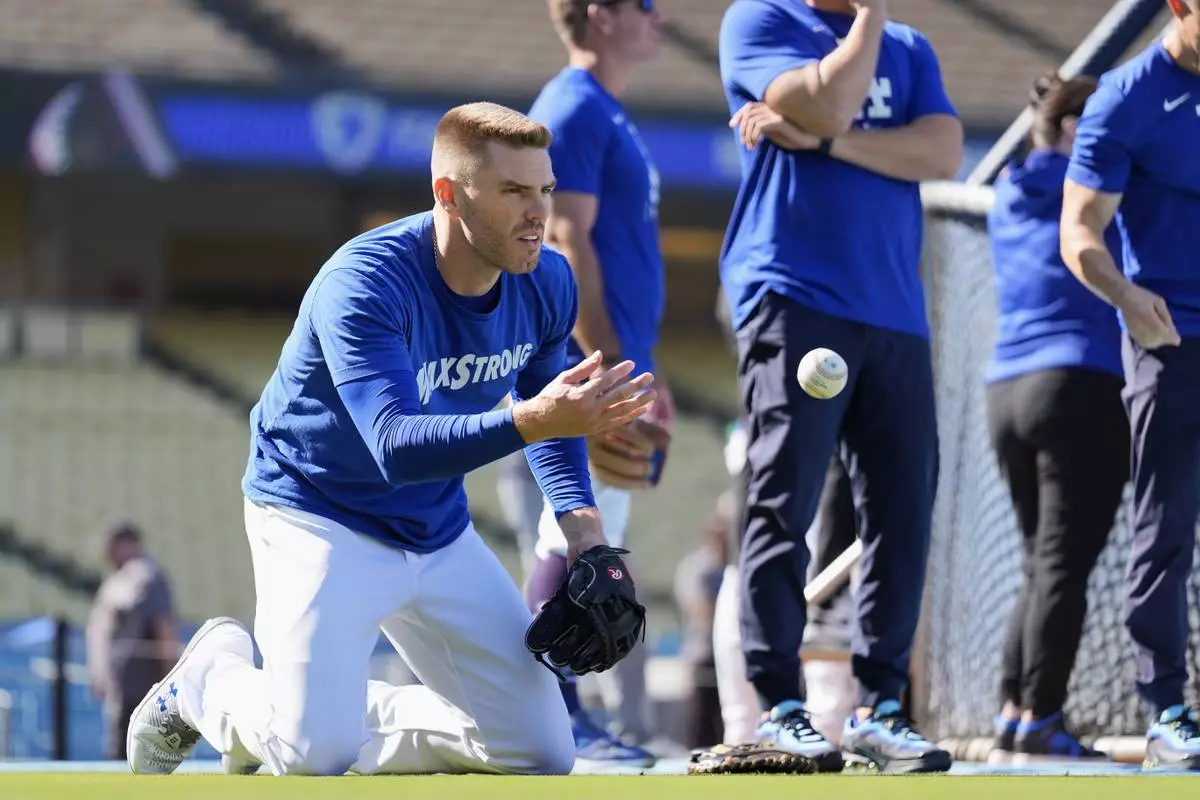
243, 211, 594, 553
718, 0, 957, 336
1067, 41, 1200, 336
528, 67, 664, 376
986, 149, 1123, 383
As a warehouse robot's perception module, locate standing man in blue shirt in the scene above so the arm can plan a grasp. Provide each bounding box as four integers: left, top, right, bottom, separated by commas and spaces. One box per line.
717, 0, 962, 773
124, 102, 656, 778
518, 0, 673, 768
1061, 0, 1200, 770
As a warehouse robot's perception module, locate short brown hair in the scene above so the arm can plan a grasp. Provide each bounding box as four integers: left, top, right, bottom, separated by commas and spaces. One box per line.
549, 0, 628, 46
432, 102, 552, 178
548, 0, 590, 45
1028, 73, 1098, 148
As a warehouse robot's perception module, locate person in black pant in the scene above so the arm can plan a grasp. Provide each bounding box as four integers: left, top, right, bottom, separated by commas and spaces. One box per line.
984, 74, 1128, 762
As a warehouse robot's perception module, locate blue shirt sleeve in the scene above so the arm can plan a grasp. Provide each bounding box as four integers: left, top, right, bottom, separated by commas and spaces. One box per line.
513, 262, 596, 516
1066, 80, 1141, 195
538, 95, 612, 196
908, 32, 958, 119
719, 1, 823, 102
310, 266, 527, 485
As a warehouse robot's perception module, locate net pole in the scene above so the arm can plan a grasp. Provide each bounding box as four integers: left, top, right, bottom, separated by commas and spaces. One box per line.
965, 0, 1168, 187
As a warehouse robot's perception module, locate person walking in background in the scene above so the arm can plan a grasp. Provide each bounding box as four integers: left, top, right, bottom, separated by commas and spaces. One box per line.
86, 523, 177, 760
985, 74, 1127, 764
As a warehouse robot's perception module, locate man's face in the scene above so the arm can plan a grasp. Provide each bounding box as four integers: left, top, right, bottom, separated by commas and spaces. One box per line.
456, 142, 555, 275
601, 0, 663, 63
107, 536, 137, 569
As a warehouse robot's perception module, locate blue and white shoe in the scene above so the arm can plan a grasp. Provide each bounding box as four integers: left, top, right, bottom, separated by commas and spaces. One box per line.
755, 700, 844, 773
1145, 705, 1200, 771
1012, 711, 1106, 763
987, 715, 1019, 764
126, 617, 254, 775
571, 711, 657, 770
840, 699, 952, 774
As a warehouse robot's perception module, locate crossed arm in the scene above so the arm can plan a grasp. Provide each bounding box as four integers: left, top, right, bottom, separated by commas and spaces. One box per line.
733, 100, 963, 182
727, 2, 962, 182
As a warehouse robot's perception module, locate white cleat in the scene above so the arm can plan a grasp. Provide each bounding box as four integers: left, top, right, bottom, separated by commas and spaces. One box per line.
126, 616, 253, 775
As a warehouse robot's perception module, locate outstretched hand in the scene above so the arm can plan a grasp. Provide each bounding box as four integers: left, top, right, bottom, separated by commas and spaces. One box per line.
513, 351, 656, 444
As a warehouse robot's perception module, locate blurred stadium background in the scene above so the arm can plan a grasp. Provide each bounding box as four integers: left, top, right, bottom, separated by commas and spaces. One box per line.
0, 0, 1179, 765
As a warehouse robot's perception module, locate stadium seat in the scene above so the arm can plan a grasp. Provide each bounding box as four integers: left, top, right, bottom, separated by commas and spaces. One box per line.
0, 0, 277, 81
0, 361, 256, 623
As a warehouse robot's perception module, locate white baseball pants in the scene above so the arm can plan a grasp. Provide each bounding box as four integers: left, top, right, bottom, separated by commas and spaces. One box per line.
193, 499, 574, 776
533, 477, 652, 740
712, 564, 761, 745
712, 566, 860, 746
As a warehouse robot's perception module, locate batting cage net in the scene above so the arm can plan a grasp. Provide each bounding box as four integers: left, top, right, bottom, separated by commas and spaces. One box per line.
912, 181, 1200, 747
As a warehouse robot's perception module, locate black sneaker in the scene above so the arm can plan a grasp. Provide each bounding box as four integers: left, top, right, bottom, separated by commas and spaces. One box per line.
1012, 711, 1106, 763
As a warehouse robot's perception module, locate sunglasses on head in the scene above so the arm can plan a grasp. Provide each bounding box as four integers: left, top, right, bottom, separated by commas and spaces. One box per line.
595, 0, 655, 13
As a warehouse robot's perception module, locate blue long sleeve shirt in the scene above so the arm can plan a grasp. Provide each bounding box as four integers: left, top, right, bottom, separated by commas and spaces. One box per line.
243, 211, 594, 552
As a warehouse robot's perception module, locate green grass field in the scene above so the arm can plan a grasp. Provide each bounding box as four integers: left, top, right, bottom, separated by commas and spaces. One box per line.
0, 773, 1194, 800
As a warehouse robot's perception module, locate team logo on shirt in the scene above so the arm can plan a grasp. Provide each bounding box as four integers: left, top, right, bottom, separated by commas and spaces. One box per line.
855, 77, 894, 127
415, 343, 536, 405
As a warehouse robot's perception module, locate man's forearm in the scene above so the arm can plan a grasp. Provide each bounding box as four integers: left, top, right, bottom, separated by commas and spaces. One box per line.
338, 374, 529, 482
558, 505, 605, 546
525, 434, 595, 514
766, 8, 885, 137
555, 236, 623, 361
827, 118, 962, 181
152, 618, 178, 675
85, 622, 111, 692
1061, 222, 1129, 306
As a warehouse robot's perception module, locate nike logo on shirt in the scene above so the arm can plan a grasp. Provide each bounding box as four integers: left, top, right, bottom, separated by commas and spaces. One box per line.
1164, 93, 1191, 112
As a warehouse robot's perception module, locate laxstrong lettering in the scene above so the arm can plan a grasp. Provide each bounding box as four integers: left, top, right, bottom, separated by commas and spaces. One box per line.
415, 343, 535, 405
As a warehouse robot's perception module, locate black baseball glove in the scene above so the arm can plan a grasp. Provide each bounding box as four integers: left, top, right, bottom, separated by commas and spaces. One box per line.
525, 545, 646, 679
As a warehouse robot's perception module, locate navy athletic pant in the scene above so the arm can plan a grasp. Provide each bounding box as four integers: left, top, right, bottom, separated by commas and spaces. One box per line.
1123, 335, 1200, 718
734, 291, 938, 710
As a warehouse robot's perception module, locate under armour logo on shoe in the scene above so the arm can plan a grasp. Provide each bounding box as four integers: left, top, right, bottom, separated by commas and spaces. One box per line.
156, 682, 179, 711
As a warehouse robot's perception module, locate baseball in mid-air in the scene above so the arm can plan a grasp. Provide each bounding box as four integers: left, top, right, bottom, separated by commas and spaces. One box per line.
797, 348, 848, 399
